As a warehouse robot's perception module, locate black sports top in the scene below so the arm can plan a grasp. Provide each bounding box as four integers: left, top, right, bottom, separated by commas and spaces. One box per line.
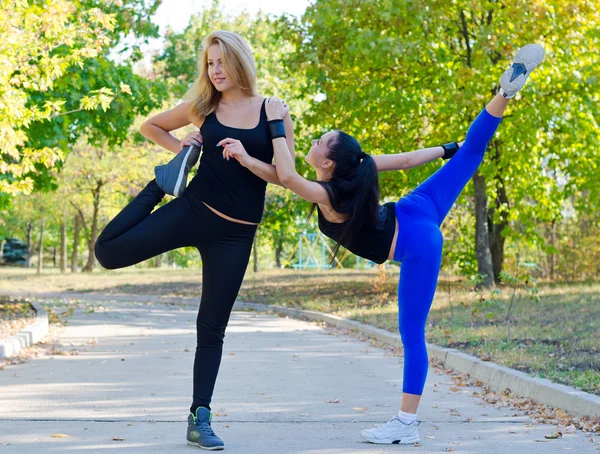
317, 201, 397, 264
188, 99, 274, 223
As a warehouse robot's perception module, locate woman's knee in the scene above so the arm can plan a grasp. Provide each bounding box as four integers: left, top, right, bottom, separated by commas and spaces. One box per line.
94, 240, 121, 270
196, 320, 226, 347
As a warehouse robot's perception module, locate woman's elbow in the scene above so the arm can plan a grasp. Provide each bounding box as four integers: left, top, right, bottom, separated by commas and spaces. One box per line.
140, 120, 151, 138
278, 173, 295, 187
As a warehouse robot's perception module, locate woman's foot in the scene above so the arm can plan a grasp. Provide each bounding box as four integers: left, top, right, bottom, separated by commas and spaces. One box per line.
186, 407, 225, 450
155, 144, 201, 198
361, 416, 420, 444
500, 43, 545, 99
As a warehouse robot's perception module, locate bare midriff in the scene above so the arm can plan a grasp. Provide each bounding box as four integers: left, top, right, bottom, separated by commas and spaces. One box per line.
387, 219, 399, 262
202, 202, 259, 226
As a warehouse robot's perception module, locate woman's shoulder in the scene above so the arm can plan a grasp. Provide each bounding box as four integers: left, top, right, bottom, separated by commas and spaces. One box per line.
179, 100, 206, 129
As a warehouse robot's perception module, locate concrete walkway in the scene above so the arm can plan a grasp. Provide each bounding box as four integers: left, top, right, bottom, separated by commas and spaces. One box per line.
0, 298, 596, 453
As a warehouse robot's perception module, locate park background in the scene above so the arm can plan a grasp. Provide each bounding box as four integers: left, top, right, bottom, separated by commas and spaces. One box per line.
1, 0, 599, 397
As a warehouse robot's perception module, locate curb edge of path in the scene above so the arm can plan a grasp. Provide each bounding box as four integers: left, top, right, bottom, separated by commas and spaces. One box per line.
0, 302, 49, 359
2, 289, 600, 418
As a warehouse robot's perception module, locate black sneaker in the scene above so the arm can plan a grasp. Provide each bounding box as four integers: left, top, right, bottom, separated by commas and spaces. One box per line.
154, 144, 201, 197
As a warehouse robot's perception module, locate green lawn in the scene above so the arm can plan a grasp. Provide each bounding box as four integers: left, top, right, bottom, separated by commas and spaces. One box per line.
1, 266, 598, 395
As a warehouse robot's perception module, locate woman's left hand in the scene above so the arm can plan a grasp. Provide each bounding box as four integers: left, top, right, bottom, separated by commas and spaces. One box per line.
218, 138, 252, 167
265, 97, 290, 121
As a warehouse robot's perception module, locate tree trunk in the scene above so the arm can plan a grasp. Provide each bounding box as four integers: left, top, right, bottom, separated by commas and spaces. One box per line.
25, 221, 33, 268
83, 181, 103, 272
472, 170, 495, 288
154, 253, 163, 268
489, 185, 508, 284
60, 216, 67, 273
0, 239, 5, 263
549, 219, 556, 281
71, 214, 80, 273
275, 236, 283, 268
252, 234, 259, 273
36, 220, 45, 274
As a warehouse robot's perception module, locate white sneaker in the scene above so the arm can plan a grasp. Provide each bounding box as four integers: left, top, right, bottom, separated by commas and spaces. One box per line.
361, 417, 420, 444
500, 43, 545, 99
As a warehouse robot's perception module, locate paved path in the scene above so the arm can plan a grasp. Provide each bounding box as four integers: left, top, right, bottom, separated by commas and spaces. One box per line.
0, 298, 596, 453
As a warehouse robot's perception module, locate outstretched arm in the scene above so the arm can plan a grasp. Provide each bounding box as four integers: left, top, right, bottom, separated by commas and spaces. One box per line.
265, 98, 330, 204
373, 142, 464, 172
218, 138, 286, 187
271, 137, 330, 204
217, 110, 295, 188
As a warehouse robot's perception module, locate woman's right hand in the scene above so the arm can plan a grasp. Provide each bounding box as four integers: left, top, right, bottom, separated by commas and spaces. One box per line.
180, 131, 203, 151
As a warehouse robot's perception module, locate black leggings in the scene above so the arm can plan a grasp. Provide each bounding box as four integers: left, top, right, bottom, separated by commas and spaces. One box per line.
95, 180, 257, 413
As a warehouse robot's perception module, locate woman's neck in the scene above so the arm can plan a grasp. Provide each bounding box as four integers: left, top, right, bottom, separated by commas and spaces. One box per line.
220, 88, 255, 106
315, 168, 333, 182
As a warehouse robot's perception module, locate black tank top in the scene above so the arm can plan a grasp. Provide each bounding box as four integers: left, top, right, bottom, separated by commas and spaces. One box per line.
317, 202, 396, 264
187, 99, 273, 223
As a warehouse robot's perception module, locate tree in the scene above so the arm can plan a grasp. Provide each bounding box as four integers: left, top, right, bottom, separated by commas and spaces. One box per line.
1, 0, 166, 206
59, 132, 164, 272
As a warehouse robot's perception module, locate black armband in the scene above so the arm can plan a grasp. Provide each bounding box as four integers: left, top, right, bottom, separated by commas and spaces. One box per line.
268, 119, 286, 139
441, 142, 459, 160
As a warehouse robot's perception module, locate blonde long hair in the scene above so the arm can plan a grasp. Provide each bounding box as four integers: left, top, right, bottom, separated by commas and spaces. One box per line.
184, 30, 258, 119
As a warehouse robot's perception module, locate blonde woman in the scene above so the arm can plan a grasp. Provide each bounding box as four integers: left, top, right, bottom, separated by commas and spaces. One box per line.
95, 30, 294, 450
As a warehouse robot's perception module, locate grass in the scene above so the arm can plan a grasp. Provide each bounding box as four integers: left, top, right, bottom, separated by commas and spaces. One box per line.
1, 266, 598, 394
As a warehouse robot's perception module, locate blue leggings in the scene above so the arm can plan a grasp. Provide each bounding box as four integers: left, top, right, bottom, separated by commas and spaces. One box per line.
393, 108, 502, 396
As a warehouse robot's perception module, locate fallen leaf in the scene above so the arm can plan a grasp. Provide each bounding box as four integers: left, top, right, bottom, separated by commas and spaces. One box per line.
51, 434, 69, 438
449, 387, 460, 393
327, 398, 342, 404
424, 436, 435, 439
545, 432, 563, 439
413, 442, 422, 447
112, 437, 125, 441
351, 407, 368, 413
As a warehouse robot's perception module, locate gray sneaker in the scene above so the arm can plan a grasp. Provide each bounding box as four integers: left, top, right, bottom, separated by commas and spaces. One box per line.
500, 44, 545, 99
154, 144, 201, 198
186, 407, 225, 450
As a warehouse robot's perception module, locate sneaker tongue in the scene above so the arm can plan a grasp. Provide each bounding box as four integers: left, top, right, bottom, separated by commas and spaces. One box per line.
195, 407, 212, 422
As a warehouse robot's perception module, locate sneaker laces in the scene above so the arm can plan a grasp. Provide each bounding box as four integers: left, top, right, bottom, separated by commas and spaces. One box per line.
376, 417, 421, 430
193, 418, 217, 437
375, 417, 401, 430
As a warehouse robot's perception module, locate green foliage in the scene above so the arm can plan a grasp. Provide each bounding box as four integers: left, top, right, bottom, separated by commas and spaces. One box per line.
286, 0, 600, 276
0, 0, 167, 205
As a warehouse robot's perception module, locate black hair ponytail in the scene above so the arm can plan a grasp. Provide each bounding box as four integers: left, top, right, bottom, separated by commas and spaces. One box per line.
309, 131, 380, 262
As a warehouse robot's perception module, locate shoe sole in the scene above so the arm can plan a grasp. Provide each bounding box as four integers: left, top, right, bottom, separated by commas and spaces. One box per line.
501, 44, 545, 96
361, 432, 421, 445
173, 145, 200, 197
187, 440, 224, 450
173, 145, 200, 198
154, 144, 201, 197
